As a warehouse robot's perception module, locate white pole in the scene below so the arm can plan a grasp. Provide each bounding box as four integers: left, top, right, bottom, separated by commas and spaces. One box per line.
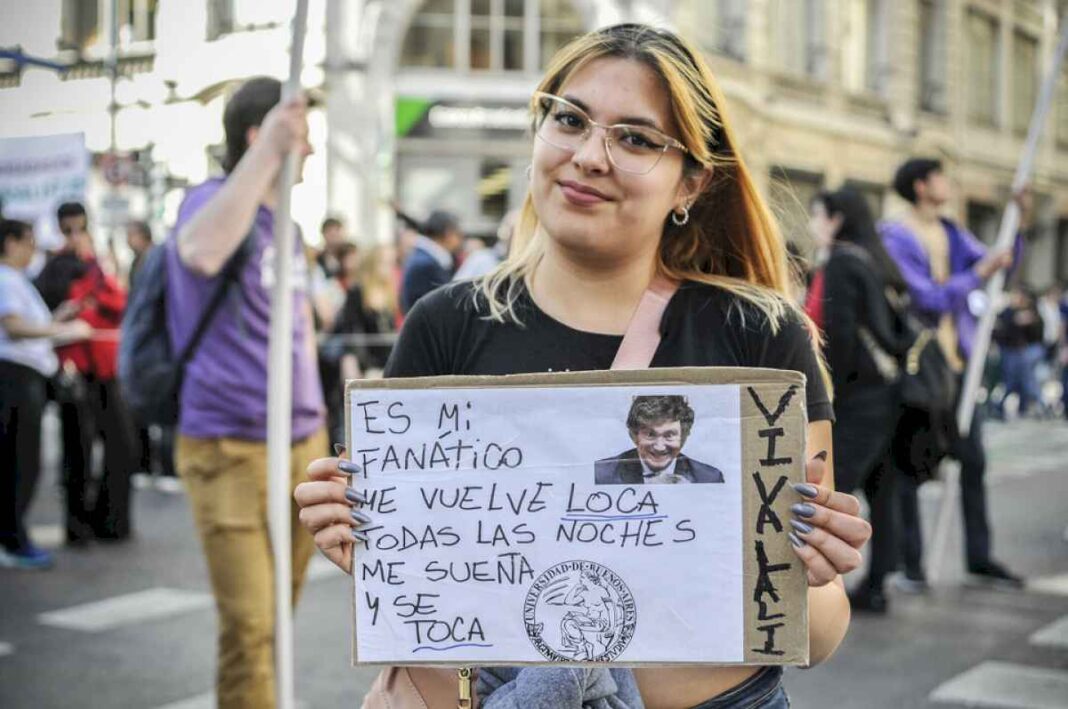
268, 2, 309, 707
927, 19, 1068, 585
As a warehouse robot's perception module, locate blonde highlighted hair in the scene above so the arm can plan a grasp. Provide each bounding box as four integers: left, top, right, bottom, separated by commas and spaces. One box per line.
355, 244, 398, 317
477, 23, 801, 331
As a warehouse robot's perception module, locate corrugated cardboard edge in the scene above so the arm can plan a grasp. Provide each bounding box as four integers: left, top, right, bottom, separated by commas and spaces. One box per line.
346, 366, 810, 667
740, 382, 810, 666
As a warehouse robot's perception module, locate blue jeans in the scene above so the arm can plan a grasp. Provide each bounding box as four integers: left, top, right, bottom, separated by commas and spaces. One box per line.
689, 667, 788, 709
1000, 344, 1044, 415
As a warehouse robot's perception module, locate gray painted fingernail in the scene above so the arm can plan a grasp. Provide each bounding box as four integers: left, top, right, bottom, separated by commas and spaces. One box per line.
789, 532, 807, 548
351, 508, 371, 524
333, 443, 346, 456
791, 503, 816, 518
352, 529, 368, 543
792, 483, 819, 499
338, 460, 361, 475
344, 488, 366, 505
790, 518, 814, 535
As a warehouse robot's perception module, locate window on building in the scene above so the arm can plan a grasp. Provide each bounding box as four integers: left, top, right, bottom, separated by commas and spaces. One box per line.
468, 0, 532, 71
842, 179, 885, 219
61, 0, 157, 51
675, 0, 747, 61
918, 0, 948, 113
539, 0, 585, 69
768, 167, 824, 249
965, 9, 999, 127
207, 0, 236, 41
966, 201, 1000, 245
769, 0, 826, 80
400, 0, 457, 68
1013, 30, 1039, 135
400, 0, 583, 73
118, 0, 157, 43
503, 0, 525, 71
61, 0, 100, 51
841, 0, 887, 94
122, 0, 161, 44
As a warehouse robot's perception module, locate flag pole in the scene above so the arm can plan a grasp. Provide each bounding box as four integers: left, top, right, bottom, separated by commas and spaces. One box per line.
928, 19, 1068, 585
267, 1, 309, 707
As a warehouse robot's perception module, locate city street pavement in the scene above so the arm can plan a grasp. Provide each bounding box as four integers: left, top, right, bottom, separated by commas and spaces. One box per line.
2, 413, 1066, 708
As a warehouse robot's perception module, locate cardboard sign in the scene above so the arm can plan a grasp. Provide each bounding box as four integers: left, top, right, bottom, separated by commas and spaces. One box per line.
346, 368, 809, 666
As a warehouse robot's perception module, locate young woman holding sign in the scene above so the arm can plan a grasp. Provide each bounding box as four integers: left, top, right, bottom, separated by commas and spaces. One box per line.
296, 24, 870, 709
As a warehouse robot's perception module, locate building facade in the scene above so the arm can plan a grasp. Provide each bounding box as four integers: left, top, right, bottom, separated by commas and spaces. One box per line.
0, 0, 333, 253
675, 0, 1068, 287
2, 1, 1067, 285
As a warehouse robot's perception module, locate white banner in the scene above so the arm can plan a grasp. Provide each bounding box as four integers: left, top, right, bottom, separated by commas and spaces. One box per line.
0, 133, 89, 250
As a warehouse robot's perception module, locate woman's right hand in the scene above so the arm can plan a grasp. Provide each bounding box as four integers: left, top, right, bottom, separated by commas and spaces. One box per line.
294, 451, 369, 575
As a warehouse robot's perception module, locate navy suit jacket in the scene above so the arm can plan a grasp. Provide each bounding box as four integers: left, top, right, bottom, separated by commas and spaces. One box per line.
400, 245, 452, 314
594, 449, 725, 485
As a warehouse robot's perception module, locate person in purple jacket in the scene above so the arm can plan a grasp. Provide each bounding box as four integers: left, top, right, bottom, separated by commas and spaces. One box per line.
881, 157, 1027, 591
166, 77, 327, 708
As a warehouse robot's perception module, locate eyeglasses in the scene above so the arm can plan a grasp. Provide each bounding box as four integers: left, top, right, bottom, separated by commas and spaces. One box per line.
532, 92, 689, 175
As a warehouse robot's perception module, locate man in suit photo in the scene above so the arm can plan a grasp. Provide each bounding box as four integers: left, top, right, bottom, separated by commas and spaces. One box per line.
595, 395, 724, 485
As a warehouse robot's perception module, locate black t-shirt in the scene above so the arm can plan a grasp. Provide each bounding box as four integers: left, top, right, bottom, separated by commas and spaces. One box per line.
384, 280, 833, 422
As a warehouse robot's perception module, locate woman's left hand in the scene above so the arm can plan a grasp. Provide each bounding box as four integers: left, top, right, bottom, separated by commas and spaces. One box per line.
789, 452, 871, 587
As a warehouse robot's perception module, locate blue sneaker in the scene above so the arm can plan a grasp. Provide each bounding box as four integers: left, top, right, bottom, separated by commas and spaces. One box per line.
0, 544, 55, 570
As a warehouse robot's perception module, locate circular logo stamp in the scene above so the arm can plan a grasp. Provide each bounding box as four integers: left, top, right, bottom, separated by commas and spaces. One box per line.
523, 560, 636, 662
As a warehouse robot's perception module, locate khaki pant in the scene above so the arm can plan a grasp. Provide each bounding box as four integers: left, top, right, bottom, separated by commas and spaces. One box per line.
177, 429, 326, 709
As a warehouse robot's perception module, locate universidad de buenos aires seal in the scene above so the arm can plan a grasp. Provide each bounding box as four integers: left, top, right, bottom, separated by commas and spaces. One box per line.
523, 560, 636, 662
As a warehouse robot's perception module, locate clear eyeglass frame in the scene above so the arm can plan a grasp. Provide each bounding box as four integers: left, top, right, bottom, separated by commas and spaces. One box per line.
532, 91, 689, 175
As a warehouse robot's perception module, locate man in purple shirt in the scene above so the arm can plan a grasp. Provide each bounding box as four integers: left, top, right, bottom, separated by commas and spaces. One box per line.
881, 158, 1025, 592
166, 77, 326, 708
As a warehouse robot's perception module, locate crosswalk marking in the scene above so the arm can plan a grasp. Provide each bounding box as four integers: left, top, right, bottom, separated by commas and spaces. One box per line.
930, 661, 1068, 709
1028, 573, 1068, 598
38, 588, 212, 632
150, 692, 214, 709
1030, 616, 1068, 649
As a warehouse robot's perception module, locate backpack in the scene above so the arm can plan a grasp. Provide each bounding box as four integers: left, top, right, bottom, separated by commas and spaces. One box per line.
834, 243, 958, 481
119, 237, 252, 425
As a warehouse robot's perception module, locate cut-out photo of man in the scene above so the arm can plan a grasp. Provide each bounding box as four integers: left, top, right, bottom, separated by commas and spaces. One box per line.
595, 395, 724, 485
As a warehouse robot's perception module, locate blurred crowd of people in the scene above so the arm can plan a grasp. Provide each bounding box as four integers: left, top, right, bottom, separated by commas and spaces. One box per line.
799, 157, 1068, 615
4, 158, 1064, 596
2, 64, 1065, 708
0, 194, 514, 572
0, 77, 520, 708
311, 205, 514, 446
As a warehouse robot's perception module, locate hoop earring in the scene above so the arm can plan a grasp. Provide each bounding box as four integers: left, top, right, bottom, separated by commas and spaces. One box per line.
671, 205, 690, 227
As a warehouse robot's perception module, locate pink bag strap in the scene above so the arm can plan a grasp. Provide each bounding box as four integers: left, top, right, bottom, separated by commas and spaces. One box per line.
610, 274, 680, 370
